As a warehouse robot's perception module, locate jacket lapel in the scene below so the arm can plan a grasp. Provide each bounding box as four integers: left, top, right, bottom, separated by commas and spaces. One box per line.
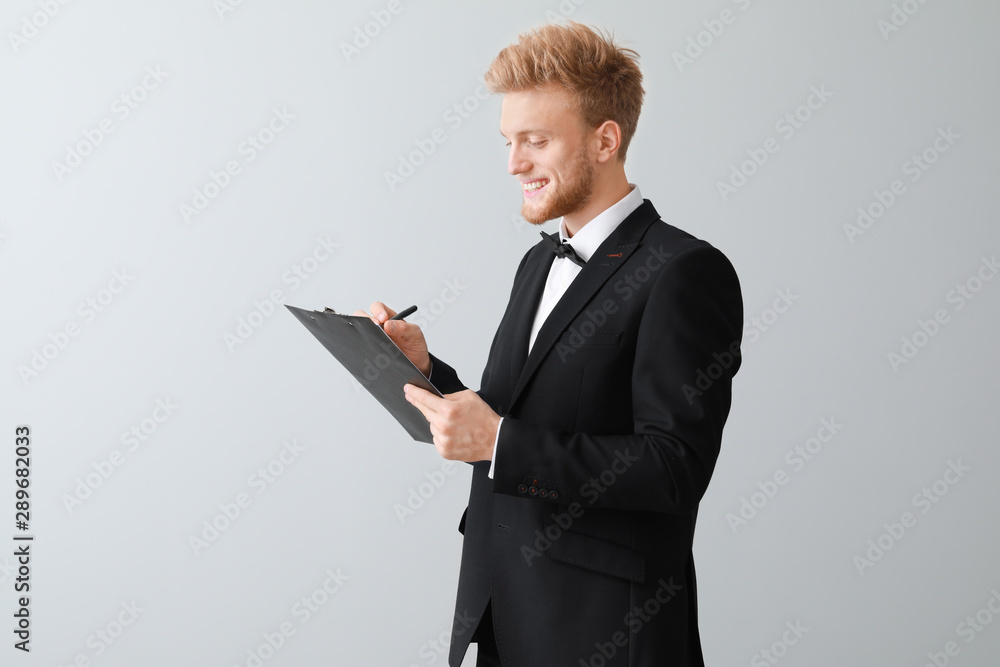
507, 200, 661, 410
504, 246, 554, 394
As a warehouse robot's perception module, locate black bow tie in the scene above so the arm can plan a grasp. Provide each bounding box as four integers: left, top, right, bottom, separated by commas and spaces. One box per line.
540, 231, 586, 268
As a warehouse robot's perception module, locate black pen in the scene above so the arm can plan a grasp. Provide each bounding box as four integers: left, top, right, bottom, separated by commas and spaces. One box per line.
390, 305, 417, 321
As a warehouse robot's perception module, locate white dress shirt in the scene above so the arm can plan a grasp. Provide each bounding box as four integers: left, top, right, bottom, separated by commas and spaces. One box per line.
488, 184, 644, 478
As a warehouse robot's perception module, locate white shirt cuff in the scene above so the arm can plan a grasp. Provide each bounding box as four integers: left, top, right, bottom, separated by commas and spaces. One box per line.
487, 416, 503, 479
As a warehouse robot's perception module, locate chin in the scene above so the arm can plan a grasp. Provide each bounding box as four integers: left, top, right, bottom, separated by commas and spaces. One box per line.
521, 190, 559, 224
521, 202, 556, 225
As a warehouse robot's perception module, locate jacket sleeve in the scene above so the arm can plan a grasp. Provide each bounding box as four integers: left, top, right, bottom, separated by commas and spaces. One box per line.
490, 244, 743, 514
426, 353, 467, 394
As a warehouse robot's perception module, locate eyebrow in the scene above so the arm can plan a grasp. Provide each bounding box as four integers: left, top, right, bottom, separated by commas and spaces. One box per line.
499, 129, 550, 138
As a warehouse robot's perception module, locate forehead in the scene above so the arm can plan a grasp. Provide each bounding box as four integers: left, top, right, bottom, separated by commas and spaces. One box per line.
499, 84, 583, 137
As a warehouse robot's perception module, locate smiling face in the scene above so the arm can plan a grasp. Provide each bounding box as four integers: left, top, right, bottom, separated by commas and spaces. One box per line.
500, 85, 596, 225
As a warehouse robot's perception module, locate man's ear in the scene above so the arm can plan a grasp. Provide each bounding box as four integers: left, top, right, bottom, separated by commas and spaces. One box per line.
593, 120, 623, 164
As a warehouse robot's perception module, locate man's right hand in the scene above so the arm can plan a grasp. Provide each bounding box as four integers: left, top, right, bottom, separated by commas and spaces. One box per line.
353, 301, 432, 377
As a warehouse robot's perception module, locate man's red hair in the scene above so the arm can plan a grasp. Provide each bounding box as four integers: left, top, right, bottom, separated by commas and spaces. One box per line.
485, 21, 645, 161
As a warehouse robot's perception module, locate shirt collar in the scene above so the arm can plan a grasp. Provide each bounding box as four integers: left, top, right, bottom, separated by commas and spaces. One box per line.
557, 184, 643, 262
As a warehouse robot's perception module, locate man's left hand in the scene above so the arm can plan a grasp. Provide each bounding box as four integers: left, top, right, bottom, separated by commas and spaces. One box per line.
404, 385, 500, 462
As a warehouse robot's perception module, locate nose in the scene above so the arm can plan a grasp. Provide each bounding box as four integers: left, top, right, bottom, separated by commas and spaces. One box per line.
508, 144, 531, 176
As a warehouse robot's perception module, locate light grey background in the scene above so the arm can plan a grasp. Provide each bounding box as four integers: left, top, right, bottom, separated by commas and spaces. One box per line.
2, 0, 998, 665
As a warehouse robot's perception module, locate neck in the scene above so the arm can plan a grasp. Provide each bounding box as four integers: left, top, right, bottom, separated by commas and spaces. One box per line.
562, 167, 632, 238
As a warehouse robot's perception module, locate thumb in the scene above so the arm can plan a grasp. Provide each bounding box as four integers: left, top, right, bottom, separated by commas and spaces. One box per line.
385, 319, 410, 338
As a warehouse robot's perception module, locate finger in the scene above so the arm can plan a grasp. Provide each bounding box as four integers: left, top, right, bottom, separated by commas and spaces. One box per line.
353, 308, 387, 328
369, 301, 396, 324
407, 391, 435, 423
352, 309, 377, 324
385, 318, 413, 335
404, 384, 444, 414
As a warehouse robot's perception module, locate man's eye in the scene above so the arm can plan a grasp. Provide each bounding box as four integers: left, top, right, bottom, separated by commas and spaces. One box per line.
505, 139, 545, 148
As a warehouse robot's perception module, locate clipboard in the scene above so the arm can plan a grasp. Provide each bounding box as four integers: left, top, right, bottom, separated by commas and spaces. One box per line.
285, 305, 442, 444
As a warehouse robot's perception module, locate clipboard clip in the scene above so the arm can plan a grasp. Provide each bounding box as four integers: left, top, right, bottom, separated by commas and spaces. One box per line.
322, 306, 355, 326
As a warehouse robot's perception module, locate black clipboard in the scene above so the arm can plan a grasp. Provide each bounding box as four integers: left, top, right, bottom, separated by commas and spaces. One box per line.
285, 305, 441, 444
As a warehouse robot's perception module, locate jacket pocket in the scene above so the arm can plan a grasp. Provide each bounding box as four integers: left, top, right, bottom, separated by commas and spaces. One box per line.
546, 527, 645, 583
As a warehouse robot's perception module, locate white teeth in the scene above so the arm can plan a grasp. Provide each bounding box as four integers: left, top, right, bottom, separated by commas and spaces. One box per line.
523, 180, 547, 191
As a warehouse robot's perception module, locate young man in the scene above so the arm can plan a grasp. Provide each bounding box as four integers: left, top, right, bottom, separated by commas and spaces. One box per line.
360, 22, 743, 667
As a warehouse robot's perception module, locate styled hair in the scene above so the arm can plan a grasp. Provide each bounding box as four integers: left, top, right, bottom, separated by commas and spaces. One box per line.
484, 21, 644, 161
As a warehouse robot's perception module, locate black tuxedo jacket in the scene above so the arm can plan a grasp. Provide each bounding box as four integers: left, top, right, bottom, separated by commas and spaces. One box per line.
429, 200, 743, 667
